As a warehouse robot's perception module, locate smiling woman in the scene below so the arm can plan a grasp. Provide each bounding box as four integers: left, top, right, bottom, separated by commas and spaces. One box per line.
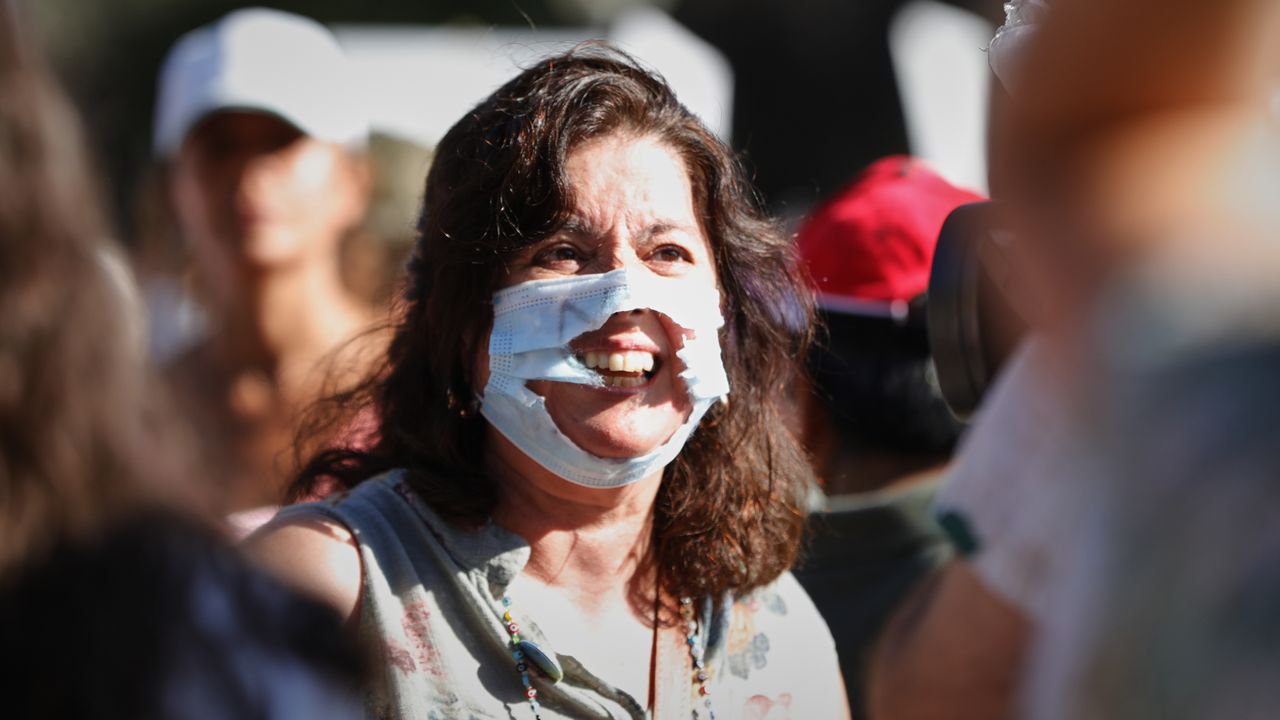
248, 45, 849, 720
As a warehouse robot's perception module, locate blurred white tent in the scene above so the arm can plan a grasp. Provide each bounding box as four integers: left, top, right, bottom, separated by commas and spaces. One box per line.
889, 0, 993, 194
334, 7, 733, 149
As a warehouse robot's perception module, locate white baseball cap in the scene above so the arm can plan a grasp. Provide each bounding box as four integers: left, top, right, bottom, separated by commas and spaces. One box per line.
153, 7, 368, 158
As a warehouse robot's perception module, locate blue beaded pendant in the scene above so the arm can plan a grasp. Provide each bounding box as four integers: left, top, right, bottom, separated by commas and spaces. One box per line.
516, 639, 564, 684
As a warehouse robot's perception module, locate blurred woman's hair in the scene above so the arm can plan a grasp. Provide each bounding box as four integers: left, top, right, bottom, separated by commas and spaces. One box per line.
0, 1, 194, 578
0, 10, 368, 716
293, 45, 816, 603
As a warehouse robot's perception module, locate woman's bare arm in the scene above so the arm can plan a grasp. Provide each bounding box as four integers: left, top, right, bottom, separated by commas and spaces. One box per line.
244, 515, 364, 629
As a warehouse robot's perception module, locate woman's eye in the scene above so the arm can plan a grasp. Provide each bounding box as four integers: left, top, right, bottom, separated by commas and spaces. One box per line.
651, 245, 692, 264
534, 244, 583, 268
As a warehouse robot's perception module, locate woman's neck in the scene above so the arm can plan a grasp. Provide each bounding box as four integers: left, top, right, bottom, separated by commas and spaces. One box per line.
208, 259, 369, 390
488, 435, 663, 612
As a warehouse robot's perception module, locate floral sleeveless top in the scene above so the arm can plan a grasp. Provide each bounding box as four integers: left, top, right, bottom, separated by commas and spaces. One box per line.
277, 471, 847, 719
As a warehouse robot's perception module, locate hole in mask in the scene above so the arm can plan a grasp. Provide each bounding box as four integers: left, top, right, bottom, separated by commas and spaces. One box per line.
561, 309, 696, 392
574, 349, 663, 389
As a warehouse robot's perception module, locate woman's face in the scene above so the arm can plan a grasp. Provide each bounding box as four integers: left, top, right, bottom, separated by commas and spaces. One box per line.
170, 111, 369, 303
477, 132, 718, 461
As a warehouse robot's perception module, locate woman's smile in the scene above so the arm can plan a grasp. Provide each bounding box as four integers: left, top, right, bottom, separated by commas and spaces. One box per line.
574, 339, 664, 391
533, 306, 693, 460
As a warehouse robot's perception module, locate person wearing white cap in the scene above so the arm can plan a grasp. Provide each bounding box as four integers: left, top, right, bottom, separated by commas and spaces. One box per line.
156, 7, 379, 525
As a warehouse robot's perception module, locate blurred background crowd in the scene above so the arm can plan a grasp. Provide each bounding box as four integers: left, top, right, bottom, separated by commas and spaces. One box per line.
5, 0, 1280, 717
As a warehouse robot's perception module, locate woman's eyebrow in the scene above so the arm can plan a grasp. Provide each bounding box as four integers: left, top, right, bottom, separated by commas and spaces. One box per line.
554, 217, 696, 239
643, 221, 696, 238
556, 217, 596, 237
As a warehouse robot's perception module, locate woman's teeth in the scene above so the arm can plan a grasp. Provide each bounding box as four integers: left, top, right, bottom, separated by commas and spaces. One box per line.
582, 350, 655, 374
579, 350, 655, 388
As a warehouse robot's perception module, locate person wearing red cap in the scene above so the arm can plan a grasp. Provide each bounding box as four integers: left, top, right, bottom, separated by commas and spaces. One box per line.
796, 155, 982, 493
800, 155, 984, 334
791, 156, 983, 718
867, 2, 1280, 719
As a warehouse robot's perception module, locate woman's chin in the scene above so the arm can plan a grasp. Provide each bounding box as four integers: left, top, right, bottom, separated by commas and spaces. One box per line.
562, 430, 670, 460
542, 386, 690, 461
556, 415, 683, 461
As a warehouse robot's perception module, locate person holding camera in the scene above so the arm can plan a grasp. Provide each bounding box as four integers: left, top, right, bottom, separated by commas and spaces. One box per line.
868, 0, 1280, 718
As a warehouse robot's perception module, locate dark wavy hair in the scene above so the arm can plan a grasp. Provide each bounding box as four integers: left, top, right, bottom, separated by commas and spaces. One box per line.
292, 45, 816, 602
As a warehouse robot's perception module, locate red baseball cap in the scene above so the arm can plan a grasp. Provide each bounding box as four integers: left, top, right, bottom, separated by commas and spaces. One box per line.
797, 156, 984, 318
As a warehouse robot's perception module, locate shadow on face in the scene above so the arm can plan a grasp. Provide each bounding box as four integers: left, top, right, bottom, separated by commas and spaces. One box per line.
168, 111, 369, 299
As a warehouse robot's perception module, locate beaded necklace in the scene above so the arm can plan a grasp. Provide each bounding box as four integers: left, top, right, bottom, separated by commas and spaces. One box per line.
499, 594, 716, 719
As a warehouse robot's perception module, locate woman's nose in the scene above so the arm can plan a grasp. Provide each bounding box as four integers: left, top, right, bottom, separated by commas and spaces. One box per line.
595, 238, 644, 273
235, 152, 281, 207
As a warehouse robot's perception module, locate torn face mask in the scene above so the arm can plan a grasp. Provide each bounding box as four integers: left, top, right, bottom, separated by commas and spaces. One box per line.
480, 268, 730, 488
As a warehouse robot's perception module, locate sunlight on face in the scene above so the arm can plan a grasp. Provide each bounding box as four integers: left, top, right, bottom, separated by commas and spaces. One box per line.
481, 132, 719, 460
170, 112, 367, 300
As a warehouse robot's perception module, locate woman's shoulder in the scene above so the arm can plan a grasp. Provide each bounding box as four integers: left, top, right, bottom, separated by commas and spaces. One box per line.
715, 572, 849, 718
245, 469, 515, 624
240, 470, 412, 625
244, 503, 365, 627
274, 469, 427, 533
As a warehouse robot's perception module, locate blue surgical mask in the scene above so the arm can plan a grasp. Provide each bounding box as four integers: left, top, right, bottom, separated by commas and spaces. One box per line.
480, 268, 730, 489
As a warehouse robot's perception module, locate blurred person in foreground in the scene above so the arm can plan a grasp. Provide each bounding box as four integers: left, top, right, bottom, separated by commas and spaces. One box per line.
0, 3, 362, 717
790, 156, 980, 717
868, 0, 1280, 718
153, 8, 381, 528
1026, 341, 1280, 720
249, 46, 850, 719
